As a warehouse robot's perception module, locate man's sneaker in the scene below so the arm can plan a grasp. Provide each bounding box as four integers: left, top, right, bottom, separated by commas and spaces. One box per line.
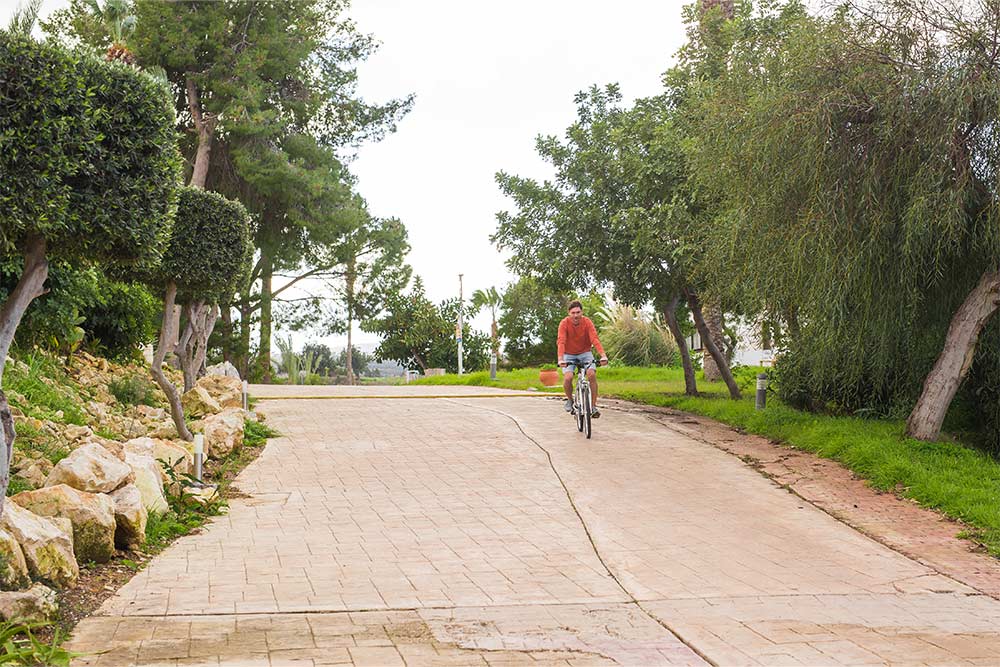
564, 399, 573, 413
591, 407, 601, 419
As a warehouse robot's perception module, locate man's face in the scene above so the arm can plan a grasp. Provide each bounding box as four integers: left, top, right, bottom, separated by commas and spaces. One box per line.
569, 307, 583, 324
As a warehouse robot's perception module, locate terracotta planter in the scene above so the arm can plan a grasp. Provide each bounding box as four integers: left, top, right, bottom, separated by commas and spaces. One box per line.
538, 369, 560, 387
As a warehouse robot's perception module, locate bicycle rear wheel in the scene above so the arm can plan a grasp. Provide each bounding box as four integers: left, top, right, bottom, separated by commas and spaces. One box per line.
581, 385, 592, 439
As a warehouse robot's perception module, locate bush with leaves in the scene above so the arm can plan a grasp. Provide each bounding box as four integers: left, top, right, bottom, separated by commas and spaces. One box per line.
0, 32, 181, 509
151, 187, 252, 440
597, 304, 676, 367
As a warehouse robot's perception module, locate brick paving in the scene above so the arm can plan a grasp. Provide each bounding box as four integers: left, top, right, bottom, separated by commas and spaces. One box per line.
67, 388, 1000, 666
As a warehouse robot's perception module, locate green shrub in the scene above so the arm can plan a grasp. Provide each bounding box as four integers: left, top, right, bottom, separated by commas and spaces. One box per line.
84, 281, 161, 361
0, 620, 77, 665
244, 420, 279, 448
4, 352, 86, 426
109, 374, 159, 407
597, 304, 676, 367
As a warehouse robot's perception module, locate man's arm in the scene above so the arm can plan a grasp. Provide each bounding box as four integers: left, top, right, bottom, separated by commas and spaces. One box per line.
557, 319, 567, 365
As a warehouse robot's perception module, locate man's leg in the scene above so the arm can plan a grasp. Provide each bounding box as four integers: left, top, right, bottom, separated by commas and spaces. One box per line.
586, 367, 599, 410
563, 369, 574, 400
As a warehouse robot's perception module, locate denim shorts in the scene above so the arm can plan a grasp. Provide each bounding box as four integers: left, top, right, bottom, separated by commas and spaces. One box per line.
562, 352, 595, 375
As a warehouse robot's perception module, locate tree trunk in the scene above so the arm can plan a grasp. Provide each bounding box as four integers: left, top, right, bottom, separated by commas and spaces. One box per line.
346, 262, 355, 385
686, 288, 741, 399
238, 297, 252, 379
412, 350, 428, 371
702, 300, 726, 382
152, 282, 193, 442
185, 77, 216, 190
491, 312, 500, 357
0, 235, 49, 378
220, 303, 233, 365
258, 254, 273, 383
176, 302, 219, 392
0, 235, 49, 517
194, 304, 219, 382
663, 294, 698, 396
907, 269, 1000, 441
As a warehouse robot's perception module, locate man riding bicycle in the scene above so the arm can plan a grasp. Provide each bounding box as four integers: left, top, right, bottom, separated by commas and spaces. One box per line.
557, 300, 609, 418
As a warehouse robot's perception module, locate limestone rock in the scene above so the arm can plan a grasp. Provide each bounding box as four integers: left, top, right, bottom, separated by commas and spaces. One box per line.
195, 375, 243, 409
0, 528, 29, 591
124, 452, 169, 515
206, 361, 241, 379
11, 485, 116, 564
202, 408, 244, 458
134, 405, 167, 422
108, 484, 147, 550
124, 437, 192, 476
0, 584, 58, 623
45, 442, 133, 493
182, 386, 222, 417
13, 459, 51, 489
61, 424, 94, 445
183, 484, 219, 505
80, 435, 126, 461
147, 420, 178, 439
0, 503, 78, 588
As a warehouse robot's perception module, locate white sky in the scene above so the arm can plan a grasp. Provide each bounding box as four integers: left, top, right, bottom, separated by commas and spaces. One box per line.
3, 0, 690, 352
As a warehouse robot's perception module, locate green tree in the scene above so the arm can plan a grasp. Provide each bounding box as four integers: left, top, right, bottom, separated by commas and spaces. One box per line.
0, 34, 181, 506
363, 278, 489, 373
689, 0, 1000, 440
152, 187, 251, 440
471, 287, 502, 359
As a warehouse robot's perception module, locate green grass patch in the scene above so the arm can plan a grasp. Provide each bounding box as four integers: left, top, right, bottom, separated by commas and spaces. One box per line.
244, 420, 279, 448
418, 365, 1000, 557
4, 352, 87, 426
108, 373, 160, 408
0, 620, 76, 665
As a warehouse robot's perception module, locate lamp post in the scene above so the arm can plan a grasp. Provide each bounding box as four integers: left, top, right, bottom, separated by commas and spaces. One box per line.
457, 273, 464, 375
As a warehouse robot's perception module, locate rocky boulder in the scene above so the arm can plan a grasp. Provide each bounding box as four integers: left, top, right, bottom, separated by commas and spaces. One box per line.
181, 386, 222, 417
134, 405, 167, 422
108, 485, 147, 550
0, 528, 30, 591
206, 361, 241, 379
0, 584, 58, 623
202, 408, 245, 458
124, 452, 169, 515
11, 485, 116, 564
0, 504, 78, 588
45, 442, 133, 493
195, 375, 243, 409
147, 420, 178, 439
124, 437, 192, 476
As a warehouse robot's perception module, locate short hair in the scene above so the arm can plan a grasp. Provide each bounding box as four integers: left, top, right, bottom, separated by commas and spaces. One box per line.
567, 300, 583, 312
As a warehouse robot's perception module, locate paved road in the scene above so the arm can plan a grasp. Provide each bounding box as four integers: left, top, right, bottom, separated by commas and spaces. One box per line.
68, 387, 1000, 666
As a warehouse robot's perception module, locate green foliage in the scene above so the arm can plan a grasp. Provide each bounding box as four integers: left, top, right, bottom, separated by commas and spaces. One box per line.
244, 420, 279, 448
83, 281, 160, 361
0, 33, 181, 266
498, 278, 605, 368
108, 374, 159, 407
160, 187, 252, 302
4, 352, 86, 426
0, 620, 76, 666
597, 304, 676, 367
336, 346, 371, 377
363, 278, 491, 373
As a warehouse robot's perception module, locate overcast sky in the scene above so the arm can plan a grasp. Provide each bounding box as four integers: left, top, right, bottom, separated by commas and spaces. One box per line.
3, 0, 690, 351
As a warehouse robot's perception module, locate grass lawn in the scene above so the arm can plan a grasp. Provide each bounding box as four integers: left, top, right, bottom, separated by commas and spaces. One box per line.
414, 365, 1000, 557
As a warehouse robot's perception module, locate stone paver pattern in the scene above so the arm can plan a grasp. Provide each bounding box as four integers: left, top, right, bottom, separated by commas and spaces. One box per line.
67, 387, 1000, 666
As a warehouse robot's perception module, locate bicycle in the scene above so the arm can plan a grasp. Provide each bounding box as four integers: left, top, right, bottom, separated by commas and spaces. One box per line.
562, 357, 607, 439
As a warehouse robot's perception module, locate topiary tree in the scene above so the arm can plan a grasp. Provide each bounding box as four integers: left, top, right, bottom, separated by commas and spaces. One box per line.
0, 33, 181, 510
152, 186, 251, 440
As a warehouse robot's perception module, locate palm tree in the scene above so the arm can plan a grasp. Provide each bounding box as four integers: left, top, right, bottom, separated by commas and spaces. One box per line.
5, 0, 43, 36
471, 287, 503, 359
86, 0, 137, 63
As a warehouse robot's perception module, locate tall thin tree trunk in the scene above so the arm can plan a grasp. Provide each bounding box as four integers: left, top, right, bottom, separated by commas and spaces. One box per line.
663, 294, 698, 396
152, 282, 193, 441
702, 300, 726, 381
686, 288, 741, 399
185, 77, 216, 190
346, 262, 355, 385
0, 235, 49, 516
907, 270, 1000, 441
220, 303, 233, 365
239, 296, 252, 379
258, 254, 273, 383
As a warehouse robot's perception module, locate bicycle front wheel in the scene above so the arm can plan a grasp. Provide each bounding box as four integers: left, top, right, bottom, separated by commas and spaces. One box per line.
575, 383, 584, 432
581, 385, 592, 439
